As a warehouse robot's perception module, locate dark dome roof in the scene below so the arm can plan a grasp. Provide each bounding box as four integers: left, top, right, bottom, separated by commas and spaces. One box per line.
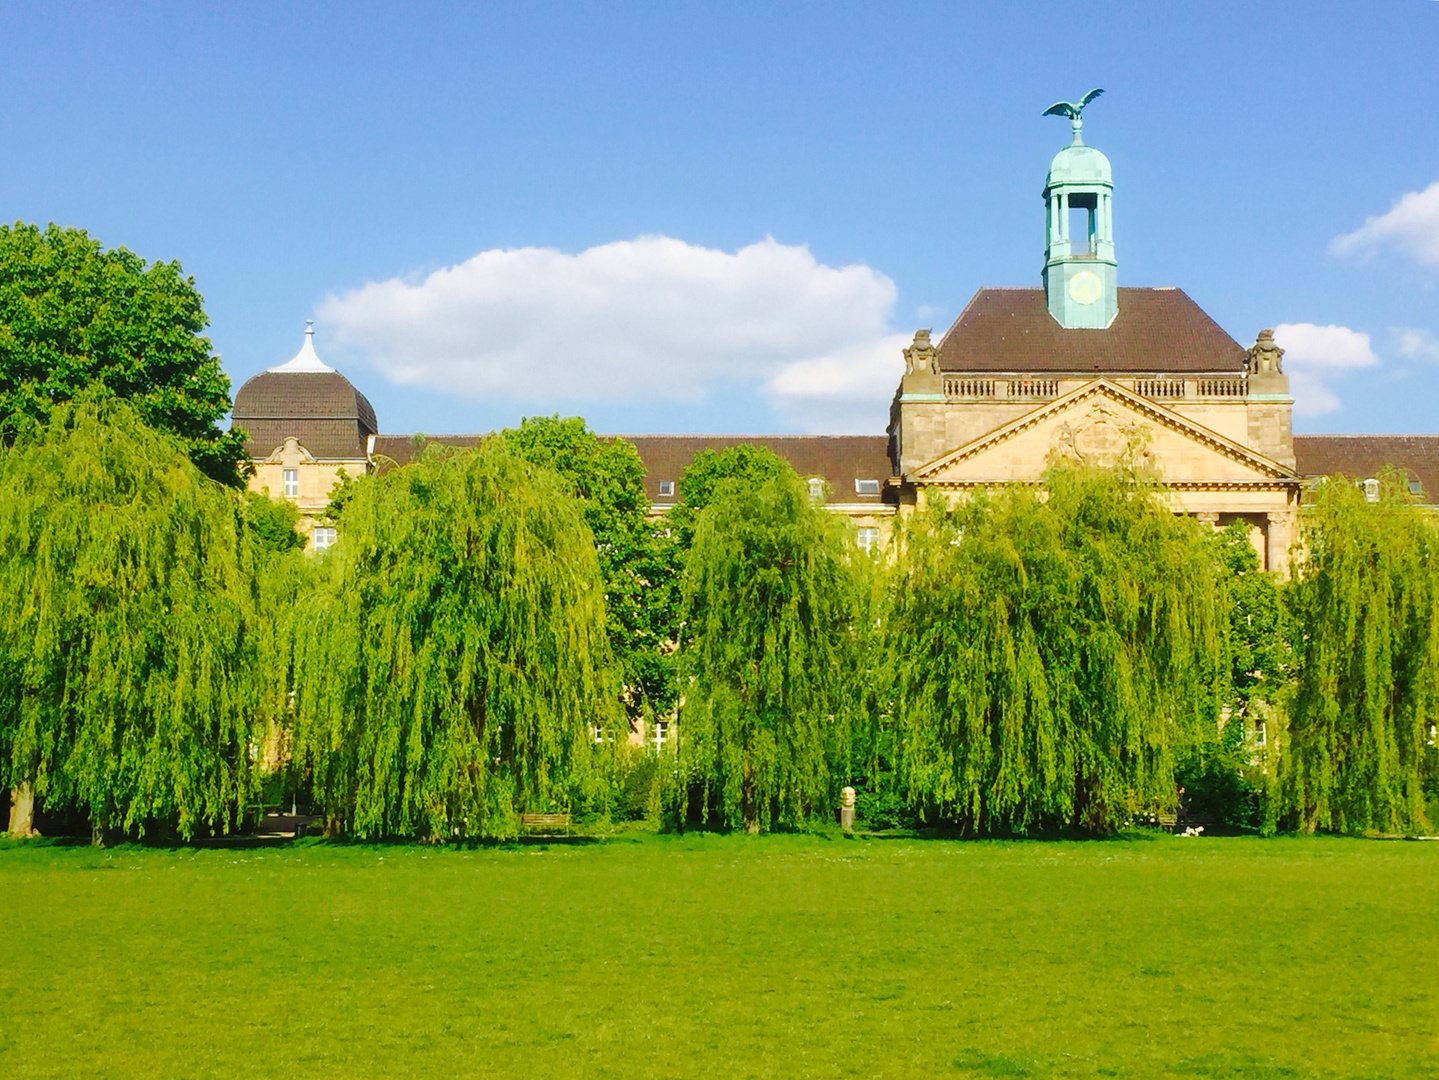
231, 331, 377, 461
233, 370, 377, 430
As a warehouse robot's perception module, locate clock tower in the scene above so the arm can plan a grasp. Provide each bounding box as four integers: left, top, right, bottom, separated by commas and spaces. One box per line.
1042, 96, 1117, 329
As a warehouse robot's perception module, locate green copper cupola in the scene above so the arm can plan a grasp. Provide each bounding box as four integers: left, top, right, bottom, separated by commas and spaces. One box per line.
1041, 89, 1117, 329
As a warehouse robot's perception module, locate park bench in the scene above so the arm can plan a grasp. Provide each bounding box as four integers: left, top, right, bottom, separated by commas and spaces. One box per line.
519, 812, 572, 836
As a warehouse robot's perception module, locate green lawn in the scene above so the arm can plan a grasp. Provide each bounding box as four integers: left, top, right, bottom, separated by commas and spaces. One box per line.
1, 831, 1436, 1079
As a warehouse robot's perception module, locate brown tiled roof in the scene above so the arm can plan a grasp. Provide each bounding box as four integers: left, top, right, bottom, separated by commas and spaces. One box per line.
620, 435, 894, 505
935, 287, 1248, 374
1294, 435, 1439, 502
232, 370, 378, 461
370, 434, 485, 468
236, 418, 371, 461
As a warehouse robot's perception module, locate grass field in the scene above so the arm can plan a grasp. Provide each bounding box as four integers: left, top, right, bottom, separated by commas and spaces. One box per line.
1, 831, 1436, 1079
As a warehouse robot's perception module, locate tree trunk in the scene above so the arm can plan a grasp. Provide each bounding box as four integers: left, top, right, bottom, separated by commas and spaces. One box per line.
7, 783, 37, 837
741, 756, 760, 834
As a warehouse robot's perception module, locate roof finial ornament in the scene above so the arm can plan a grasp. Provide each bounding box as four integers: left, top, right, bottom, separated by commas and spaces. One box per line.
1043, 88, 1104, 145
266, 318, 336, 373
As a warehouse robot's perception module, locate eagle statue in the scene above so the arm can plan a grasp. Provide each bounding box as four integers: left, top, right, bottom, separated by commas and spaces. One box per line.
1042, 88, 1104, 120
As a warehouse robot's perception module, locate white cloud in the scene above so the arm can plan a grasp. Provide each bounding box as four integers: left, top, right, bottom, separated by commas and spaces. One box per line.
1394, 327, 1439, 364
1272, 322, 1380, 417
316, 235, 905, 431
1332, 181, 1439, 268
764, 333, 910, 433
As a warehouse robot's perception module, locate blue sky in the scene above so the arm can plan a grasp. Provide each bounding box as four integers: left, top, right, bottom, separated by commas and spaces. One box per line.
3, 2, 1437, 436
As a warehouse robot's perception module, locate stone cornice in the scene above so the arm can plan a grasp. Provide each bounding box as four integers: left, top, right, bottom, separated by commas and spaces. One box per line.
916, 478, 1300, 492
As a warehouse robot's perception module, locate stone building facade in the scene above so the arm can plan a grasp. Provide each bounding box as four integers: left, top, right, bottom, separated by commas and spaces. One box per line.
232, 128, 1437, 564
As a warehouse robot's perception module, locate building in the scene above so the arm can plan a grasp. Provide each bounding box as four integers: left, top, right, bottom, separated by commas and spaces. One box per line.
231, 109, 1438, 563
232, 322, 375, 550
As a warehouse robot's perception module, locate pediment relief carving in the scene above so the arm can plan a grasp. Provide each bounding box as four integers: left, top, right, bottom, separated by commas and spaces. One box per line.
1052, 401, 1153, 470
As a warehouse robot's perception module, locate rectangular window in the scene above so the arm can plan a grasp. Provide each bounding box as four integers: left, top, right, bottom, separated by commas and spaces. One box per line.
1409, 479, 1423, 496
312, 527, 337, 551
856, 526, 880, 553
282, 468, 299, 498
658, 480, 675, 498
1254, 720, 1266, 747
652, 720, 670, 754
854, 479, 881, 496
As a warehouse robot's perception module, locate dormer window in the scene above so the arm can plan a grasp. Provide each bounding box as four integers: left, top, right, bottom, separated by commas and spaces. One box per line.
1363, 478, 1379, 503
854, 479, 881, 496
808, 477, 825, 501
657, 480, 674, 498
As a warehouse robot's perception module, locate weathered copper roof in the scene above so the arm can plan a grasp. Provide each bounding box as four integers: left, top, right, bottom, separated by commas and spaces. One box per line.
1293, 435, 1439, 501
622, 435, 894, 505
936, 287, 1248, 374
232, 370, 377, 461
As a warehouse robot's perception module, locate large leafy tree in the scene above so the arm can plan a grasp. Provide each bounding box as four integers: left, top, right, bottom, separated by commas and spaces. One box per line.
288, 442, 618, 839
677, 465, 861, 831
671, 443, 795, 550
0, 222, 246, 486
495, 416, 677, 719
0, 399, 271, 840
1285, 468, 1439, 834
1174, 523, 1288, 830
887, 464, 1226, 833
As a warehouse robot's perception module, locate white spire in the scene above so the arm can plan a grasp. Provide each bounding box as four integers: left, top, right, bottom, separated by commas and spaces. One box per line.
267, 320, 335, 373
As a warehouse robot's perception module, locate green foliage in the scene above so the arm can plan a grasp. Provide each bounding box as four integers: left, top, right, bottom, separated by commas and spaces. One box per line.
0, 398, 270, 838
243, 490, 305, 554
322, 465, 362, 524
677, 467, 860, 830
1173, 523, 1287, 832
670, 442, 794, 549
0, 222, 247, 486
1218, 522, 1288, 715
1284, 467, 1439, 834
495, 416, 679, 718
288, 442, 619, 839
887, 463, 1227, 833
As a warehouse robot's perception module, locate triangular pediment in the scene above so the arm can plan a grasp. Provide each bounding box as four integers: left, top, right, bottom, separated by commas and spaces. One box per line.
912, 379, 1299, 487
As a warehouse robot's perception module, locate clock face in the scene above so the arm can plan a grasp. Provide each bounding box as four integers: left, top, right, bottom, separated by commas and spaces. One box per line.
1068, 270, 1103, 306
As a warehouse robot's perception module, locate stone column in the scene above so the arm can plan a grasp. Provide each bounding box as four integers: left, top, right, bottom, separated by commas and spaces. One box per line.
1266, 511, 1289, 576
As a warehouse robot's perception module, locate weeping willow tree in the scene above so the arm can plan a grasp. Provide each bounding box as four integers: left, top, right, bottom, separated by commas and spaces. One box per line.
0, 398, 269, 839
887, 462, 1227, 833
677, 468, 861, 831
288, 443, 618, 839
1284, 467, 1439, 834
